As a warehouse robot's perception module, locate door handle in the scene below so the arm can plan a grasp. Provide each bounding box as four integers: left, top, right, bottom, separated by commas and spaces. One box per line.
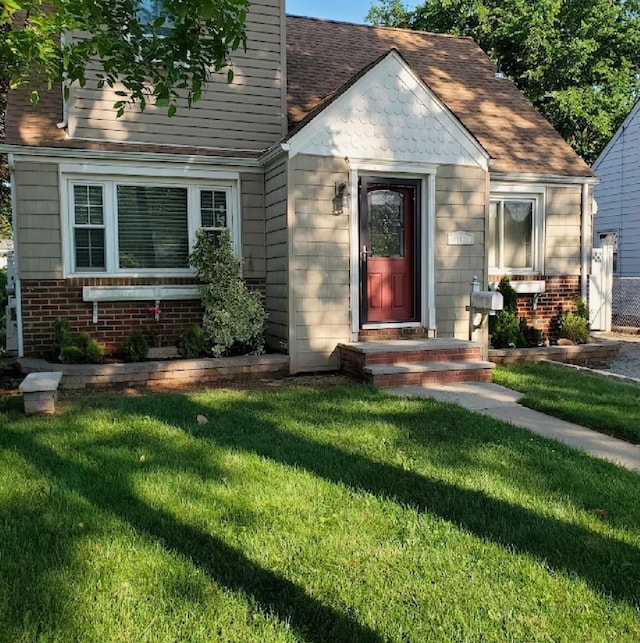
361, 245, 369, 259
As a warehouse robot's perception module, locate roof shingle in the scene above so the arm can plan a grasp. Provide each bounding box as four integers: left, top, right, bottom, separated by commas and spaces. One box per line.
287, 16, 594, 178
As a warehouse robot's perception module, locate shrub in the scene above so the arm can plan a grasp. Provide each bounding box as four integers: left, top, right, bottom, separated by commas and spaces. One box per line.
490, 311, 522, 348
53, 317, 105, 364
125, 330, 149, 362
496, 275, 518, 313
190, 230, 266, 357
178, 325, 207, 359
519, 318, 544, 347
558, 310, 589, 344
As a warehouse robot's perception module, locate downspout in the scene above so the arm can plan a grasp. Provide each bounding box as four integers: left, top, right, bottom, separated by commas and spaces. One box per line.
8, 153, 24, 357
56, 34, 69, 131
581, 182, 589, 302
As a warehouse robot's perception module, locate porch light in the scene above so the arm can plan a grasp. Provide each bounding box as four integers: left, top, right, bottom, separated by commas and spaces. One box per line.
333, 181, 350, 214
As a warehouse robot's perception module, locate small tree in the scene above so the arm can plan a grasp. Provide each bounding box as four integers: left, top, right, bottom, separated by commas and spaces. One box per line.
190, 230, 265, 357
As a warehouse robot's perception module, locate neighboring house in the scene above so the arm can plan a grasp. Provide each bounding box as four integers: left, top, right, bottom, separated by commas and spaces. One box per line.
2, 6, 596, 371
0, 239, 13, 270
592, 100, 640, 277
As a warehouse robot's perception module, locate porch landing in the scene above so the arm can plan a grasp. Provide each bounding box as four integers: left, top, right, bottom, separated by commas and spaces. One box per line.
338, 339, 494, 388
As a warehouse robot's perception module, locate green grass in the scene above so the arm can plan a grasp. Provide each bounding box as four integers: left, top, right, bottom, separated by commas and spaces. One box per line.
0, 385, 638, 641
493, 362, 640, 444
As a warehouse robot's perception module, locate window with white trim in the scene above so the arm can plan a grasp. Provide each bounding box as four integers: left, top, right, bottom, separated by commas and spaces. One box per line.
489, 192, 542, 273
66, 177, 236, 275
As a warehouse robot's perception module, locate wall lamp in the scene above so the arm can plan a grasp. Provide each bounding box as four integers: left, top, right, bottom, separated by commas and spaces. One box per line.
333, 181, 350, 214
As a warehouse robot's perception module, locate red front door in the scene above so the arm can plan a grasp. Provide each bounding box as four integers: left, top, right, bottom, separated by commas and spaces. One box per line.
360, 178, 419, 324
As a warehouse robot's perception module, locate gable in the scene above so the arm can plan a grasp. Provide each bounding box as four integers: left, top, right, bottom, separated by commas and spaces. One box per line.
286, 51, 490, 170
592, 100, 640, 173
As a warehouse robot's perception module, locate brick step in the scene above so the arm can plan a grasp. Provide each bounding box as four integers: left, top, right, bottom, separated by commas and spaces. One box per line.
339, 339, 484, 378
363, 360, 495, 388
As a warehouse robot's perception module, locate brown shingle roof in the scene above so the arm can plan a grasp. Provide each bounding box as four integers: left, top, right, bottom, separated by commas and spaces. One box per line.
287, 16, 594, 178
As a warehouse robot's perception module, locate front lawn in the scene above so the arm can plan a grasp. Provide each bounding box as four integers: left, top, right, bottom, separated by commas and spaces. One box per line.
493, 362, 640, 444
0, 385, 638, 641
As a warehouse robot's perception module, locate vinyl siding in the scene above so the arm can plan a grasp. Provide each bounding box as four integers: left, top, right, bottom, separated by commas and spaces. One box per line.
435, 165, 488, 339
240, 173, 266, 280
545, 186, 583, 276
14, 162, 64, 280
264, 155, 289, 350
67, 0, 285, 151
290, 154, 351, 372
593, 103, 640, 276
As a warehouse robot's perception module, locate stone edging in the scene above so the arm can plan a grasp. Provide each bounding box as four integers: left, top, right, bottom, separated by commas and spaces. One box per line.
18, 354, 290, 390
489, 342, 620, 367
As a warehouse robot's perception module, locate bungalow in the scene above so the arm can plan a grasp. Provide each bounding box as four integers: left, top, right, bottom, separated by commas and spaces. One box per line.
3, 4, 596, 373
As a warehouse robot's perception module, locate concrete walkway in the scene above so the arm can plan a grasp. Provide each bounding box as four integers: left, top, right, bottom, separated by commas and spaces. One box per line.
387, 382, 640, 472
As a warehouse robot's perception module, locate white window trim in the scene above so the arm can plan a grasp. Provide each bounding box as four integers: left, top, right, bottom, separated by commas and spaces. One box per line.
60, 165, 241, 278
489, 183, 545, 275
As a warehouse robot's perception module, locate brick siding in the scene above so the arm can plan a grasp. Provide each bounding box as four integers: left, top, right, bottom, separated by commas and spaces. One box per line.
20, 277, 265, 358
490, 275, 581, 340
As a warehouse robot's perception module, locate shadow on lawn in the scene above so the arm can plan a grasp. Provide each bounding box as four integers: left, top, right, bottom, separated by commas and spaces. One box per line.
127, 386, 638, 606
1, 424, 385, 643
1, 384, 638, 639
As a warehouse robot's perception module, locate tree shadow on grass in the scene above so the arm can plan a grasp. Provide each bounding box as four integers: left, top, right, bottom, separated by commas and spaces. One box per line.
114, 386, 640, 606
1, 423, 385, 643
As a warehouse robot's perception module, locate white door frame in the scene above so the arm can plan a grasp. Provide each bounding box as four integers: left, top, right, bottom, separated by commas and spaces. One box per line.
348, 160, 437, 339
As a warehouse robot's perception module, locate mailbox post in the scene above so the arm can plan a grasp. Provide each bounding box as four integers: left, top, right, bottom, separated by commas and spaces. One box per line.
467, 276, 504, 342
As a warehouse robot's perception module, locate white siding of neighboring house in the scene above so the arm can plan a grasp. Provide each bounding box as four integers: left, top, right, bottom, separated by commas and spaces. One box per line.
592, 101, 640, 277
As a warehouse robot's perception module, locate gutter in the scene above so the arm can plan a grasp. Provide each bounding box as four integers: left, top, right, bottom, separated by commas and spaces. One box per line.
7, 153, 24, 357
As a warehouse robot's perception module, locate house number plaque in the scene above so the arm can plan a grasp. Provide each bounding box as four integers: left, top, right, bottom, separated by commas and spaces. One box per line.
448, 231, 474, 246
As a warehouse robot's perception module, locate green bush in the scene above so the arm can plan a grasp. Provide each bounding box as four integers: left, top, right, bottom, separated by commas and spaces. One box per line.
53, 318, 105, 364
490, 311, 522, 348
178, 324, 207, 359
124, 329, 149, 362
558, 310, 589, 344
190, 230, 266, 357
496, 275, 518, 313
519, 318, 544, 347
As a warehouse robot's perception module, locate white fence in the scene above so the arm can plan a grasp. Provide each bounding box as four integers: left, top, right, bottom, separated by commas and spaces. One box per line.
612, 277, 640, 328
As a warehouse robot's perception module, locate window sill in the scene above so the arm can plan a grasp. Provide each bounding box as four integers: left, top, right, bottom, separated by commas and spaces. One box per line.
490, 279, 546, 294
82, 285, 201, 302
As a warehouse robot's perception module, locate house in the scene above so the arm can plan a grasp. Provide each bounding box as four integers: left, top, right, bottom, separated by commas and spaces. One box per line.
592, 100, 639, 278
2, 5, 596, 372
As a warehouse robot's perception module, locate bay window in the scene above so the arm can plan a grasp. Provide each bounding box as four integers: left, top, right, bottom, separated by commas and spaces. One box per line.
66, 176, 236, 275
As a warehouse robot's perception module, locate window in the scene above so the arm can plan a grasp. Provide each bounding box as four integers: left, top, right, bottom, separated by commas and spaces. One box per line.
489, 192, 542, 272
65, 177, 236, 275
136, 0, 173, 36
72, 184, 106, 271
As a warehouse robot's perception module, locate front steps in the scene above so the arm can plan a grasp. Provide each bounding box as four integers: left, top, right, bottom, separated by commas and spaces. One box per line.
338, 339, 494, 388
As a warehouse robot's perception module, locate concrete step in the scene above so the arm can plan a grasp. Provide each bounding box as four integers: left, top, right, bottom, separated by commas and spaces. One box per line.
363, 360, 495, 388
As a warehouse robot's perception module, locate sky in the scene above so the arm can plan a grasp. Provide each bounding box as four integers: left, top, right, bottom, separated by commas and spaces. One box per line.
286, 1, 417, 25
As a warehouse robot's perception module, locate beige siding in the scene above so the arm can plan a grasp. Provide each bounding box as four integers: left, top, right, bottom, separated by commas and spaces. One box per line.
240, 173, 266, 279
545, 186, 582, 276
435, 165, 488, 339
290, 155, 351, 372
15, 162, 63, 280
67, 0, 285, 151
264, 155, 289, 350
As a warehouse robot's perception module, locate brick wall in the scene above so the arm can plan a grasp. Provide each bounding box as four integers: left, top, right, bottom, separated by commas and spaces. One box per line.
20, 277, 265, 358
490, 274, 581, 340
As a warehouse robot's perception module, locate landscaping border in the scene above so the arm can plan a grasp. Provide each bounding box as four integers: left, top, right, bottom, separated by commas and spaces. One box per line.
18, 354, 290, 390
489, 342, 619, 367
